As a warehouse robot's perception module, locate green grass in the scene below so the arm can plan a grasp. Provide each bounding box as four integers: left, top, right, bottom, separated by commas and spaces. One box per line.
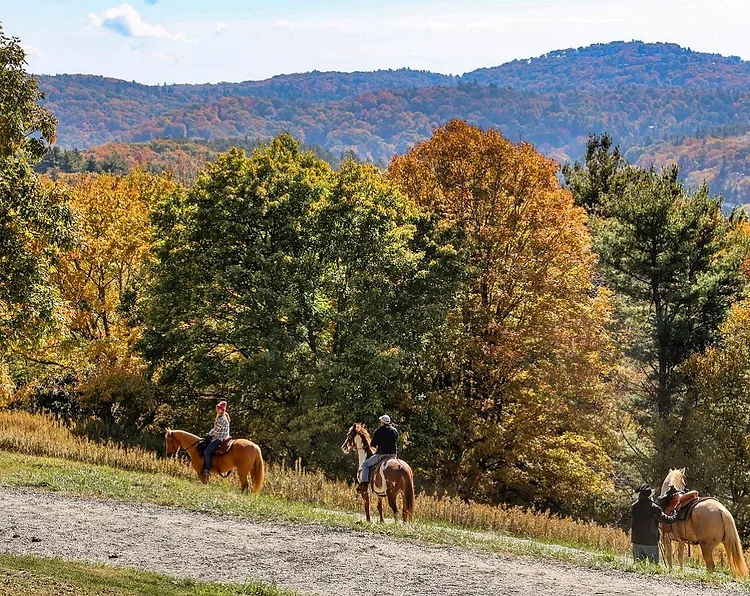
0, 552, 299, 596
0, 451, 742, 586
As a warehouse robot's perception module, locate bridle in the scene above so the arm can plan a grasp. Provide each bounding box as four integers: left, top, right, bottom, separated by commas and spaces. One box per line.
341, 427, 373, 457
165, 430, 199, 457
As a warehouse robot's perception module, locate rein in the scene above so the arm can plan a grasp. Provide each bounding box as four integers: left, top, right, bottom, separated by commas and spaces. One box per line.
169, 434, 200, 455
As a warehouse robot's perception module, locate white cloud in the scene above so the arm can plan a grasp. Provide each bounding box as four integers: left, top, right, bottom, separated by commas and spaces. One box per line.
152, 52, 179, 63
214, 22, 228, 35
88, 3, 191, 42
21, 43, 45, 58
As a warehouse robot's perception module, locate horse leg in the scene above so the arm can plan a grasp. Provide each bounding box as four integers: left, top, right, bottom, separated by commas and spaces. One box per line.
661, 535, 673, 570
363, 493, 371, 522
234, 457, 250, 493
700, 542, 718, 573
237, 466, 249, 492
377, 497, 384, 523
677, 541, 686, 571
387, 490, 399, 523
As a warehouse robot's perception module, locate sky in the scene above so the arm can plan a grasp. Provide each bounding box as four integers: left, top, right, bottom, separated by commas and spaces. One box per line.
2, 0, 750, 85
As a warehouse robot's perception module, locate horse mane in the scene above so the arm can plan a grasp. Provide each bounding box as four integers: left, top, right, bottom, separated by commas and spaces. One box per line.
662, 467, 686, 495
355, 423, 372, 446
346, 423, 374, 456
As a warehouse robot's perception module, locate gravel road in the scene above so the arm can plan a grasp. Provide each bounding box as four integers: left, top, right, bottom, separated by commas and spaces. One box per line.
0, 487, 746, 595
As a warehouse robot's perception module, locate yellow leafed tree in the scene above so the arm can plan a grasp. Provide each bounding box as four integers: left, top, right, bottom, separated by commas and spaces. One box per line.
20, 171, 181, 429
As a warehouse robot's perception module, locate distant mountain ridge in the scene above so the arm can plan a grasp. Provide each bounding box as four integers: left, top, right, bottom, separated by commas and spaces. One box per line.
37, 40, 750, 202
463, 41, 750, 90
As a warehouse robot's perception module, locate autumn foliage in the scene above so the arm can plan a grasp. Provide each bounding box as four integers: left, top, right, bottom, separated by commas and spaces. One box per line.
389, 121, 616, 508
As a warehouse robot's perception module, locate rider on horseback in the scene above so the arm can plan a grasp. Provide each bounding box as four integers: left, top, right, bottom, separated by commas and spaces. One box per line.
202, 401, 230, 478
357, 414, 398, 494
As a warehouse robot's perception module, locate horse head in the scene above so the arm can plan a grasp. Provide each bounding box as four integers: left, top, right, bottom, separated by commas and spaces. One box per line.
341, 423, 371, 454
164, 428, 180, 457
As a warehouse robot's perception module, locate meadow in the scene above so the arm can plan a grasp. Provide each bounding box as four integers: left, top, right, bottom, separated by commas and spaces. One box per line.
0, 410, 737, 578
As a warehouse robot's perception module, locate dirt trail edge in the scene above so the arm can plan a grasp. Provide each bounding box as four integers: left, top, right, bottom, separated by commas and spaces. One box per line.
0, 487, 745, 596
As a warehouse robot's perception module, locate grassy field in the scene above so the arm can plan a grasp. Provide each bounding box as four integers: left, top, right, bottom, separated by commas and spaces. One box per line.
0, 411, 741, 582
0, 552, 300, 596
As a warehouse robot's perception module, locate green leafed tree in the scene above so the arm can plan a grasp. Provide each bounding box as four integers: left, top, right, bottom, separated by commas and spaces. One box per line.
590, 163, 750, 466
562, 133, 627, 212
0, 26, 73, 363
141, 135, 459, 471
682, 298, 750, 537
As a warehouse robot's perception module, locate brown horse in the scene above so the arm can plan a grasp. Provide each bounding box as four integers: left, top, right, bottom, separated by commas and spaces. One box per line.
341, 423, 415, 522
165, 429, 264, 493
659, 468, 748, 577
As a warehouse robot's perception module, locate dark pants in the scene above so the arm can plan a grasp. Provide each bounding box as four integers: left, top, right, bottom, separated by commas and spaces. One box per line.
203, 439, 221, 472
632, 544, 659, 563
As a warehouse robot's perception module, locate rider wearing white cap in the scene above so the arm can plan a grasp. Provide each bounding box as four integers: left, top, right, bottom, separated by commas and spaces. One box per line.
357, 414, 398, 493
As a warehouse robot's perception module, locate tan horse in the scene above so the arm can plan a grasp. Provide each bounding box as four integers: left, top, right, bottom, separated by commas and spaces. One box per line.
165, 429, 264, 493
341, 423, 415, 522
659, 468, 748, 577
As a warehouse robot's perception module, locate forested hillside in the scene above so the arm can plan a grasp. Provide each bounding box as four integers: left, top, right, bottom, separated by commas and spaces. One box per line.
37, 41, 750, 203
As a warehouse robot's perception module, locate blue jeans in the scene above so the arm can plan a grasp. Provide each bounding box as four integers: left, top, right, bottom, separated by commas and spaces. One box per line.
360, 454, 395, 483
203, 439, 221, 472
632, 544, 659, 564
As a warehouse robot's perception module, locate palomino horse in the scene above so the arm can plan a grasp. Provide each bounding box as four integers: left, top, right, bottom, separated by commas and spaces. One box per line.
341, 423, 415, 522
165, 429, 264, 493
659, 468, 748, 577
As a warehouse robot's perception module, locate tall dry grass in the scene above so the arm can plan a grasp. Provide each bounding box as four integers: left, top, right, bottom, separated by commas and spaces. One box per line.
0, 410, 190, 478
0, 410, 731, 565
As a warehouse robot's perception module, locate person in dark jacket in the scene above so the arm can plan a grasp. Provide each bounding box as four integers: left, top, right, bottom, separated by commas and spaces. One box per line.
631, 484, 678, 563
357, 414, 398, 493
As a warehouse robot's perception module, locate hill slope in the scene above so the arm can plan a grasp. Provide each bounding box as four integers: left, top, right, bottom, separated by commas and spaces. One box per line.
37, 41, 750, 202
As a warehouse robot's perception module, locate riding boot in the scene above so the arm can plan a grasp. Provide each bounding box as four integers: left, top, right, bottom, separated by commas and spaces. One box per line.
356, 482, 368, 494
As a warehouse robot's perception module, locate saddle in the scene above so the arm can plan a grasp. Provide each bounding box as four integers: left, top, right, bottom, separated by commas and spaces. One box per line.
215, 437, 235, 457
197, 436, 234, 458
661, 486, 699, 515
659, 487, 701, 534
359, 456, 395, 496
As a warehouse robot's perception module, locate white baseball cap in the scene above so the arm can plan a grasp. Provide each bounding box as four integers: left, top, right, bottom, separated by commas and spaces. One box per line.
379, 414, 391, 424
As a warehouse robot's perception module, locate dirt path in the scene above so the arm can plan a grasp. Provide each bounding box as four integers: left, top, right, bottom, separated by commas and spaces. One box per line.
0, 487, 746, 596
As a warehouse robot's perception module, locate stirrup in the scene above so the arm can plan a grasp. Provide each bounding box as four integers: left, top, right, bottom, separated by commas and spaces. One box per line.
356, 482, 368, 493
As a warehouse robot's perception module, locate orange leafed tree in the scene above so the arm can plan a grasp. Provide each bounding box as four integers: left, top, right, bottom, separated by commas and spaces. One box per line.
389, 121, 616, 510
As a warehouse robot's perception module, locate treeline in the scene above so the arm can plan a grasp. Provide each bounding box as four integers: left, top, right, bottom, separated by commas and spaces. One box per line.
35, 139, 346, 185
6, 29, 750, 532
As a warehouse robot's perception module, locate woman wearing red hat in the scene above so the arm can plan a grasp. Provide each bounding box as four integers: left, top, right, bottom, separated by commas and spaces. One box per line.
202, 400, 231, 477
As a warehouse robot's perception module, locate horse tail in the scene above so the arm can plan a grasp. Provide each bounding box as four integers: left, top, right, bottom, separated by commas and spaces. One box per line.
251, 444, 265, 494
721, 508, 749, 577
403, 466, 415, 522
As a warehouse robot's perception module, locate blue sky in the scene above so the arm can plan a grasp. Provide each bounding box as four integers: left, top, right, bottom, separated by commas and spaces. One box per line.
2, 0, 749, 85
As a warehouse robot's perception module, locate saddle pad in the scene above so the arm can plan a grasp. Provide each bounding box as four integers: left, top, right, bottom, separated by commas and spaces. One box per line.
370, 456, 394, 497
677, 496, 711, 522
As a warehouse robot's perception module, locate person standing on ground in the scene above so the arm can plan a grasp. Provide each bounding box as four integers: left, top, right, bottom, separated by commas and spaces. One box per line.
630, 484, 678, 563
